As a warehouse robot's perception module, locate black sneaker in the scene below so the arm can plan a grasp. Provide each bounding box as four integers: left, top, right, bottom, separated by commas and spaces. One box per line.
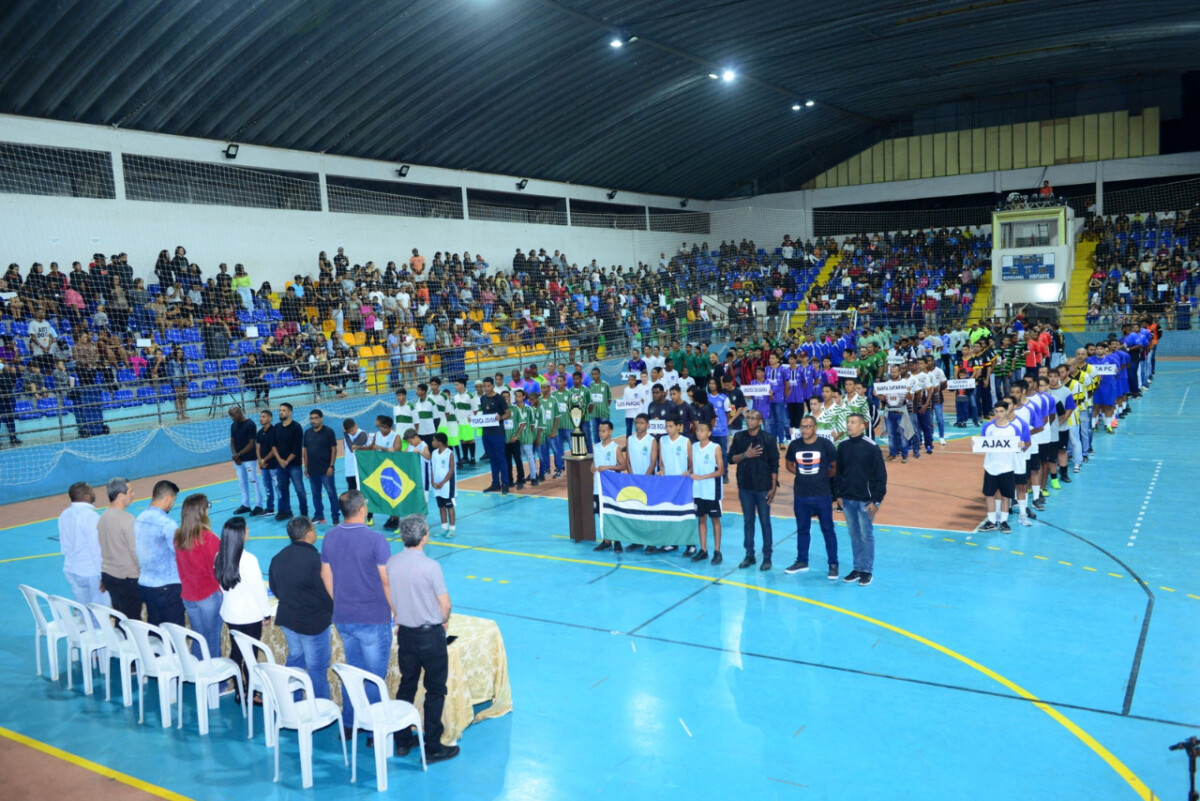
738, 555, 757, 569
1024, 509, 1037, 520
1060, 474, 1071, 483
644, 546, 661, 554
257, 507, 275, 517
593, 541, 613, 552
827, 565, 839, 580
978, 521, 998, 532
275, 511, 292, 522
424, 744, 461, 765
625, 544, 643, 551
999, 521, 1012, 533
613, 542, 623, 553
842, 570, 862, 583
858, 572, 873, 587
366, 514, 374, 525
383, 517, 400, 530
501, 485, 509, 495
760, 558, 772, 571
482, 484, 500, 493
515, 481, 525, 491
1032, 498, 1046, 511
394, 732, 418, 756
249, 506, 265, 517
682, 545, 697, 558
530, 478, 540, 487
553, 470, 563, 479
901, 456, 908, 464
784, 561, 809, 574
660, 545, 677, 553
234, 505, 252, 515
711, 551, 723, 565
691, 549, 708, 562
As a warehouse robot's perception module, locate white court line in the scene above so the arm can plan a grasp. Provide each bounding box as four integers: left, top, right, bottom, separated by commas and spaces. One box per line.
1179, 386, 1191, 416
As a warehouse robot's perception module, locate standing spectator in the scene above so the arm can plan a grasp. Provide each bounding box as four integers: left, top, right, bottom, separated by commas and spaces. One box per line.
269, 516, 333, 699
271, 402, 309, 522
255, 409, 278, 518
135, 480, 185, 626
58, 481, 110, 605
216, 516, 271, 702
320, 490, 393, 738
174, 494, 223, 660
304, 409, 339, 526
834, 413, 887, 587
728, 409, 779, 571
98, 476, 141, 620
387, 514, 460, 764
229, 406, 264, 516
478, 377, 511, 494
0, 362, 22, 445
784, 416, 840, 579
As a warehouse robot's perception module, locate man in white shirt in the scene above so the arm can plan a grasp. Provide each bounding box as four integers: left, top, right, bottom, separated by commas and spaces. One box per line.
620, 373, 648, 438
59, 481, 110, 605
28, 310, 57, 372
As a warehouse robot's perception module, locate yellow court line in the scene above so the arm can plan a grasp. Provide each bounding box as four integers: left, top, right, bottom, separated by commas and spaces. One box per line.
1108, 573, 1124, 579
1083, 567, 1098, 572
0, 551, 61, 564
1033, 555, 1049, 561
1010, 551, 1024, 556
1059, 561, 1073, 566
987, 546, 1002, 551
1160, 587, 1175, 592
0, 725, 193, 801
427, 540, 1153, 800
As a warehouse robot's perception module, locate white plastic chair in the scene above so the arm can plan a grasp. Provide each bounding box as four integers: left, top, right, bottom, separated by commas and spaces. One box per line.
119, 619, 182, 728
88, 604, 139, 707
333, 662, 426, 790
47, 595, 108, 695
18, 584, 67, 679
255, 663, 347, 789
230, 629, 277, 745
162, 623, 245, 736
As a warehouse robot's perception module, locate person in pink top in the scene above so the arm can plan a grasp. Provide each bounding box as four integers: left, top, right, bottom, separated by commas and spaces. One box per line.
174, 493, 224, 661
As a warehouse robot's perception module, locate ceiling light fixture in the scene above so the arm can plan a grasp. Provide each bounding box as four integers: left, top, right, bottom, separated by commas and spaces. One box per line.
223, 143, 239, 159
791, 103, 801, 111
516, 179, 528, 191
610, 38, 623, 48
805, 99, 815, 107
396, 165, 410, 177
708, 73, 719, 80
722, 69, 735, 82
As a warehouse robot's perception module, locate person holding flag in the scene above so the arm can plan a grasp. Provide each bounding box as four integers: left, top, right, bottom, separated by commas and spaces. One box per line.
592, 420, 627, 553
689, 419, 724, 564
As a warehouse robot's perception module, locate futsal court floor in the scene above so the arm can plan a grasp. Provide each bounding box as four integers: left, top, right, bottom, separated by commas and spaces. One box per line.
1, 361, 1197, 800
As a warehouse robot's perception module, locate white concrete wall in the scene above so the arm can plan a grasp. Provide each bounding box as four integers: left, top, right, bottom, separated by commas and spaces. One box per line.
0, 115, 708, 285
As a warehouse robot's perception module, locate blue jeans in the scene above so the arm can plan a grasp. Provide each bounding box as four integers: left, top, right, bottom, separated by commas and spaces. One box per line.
139, 583, 185, 627
625, 418, 635, 438
914, 409, 934, 452
954, 396, 970, 425
537, 439, 551, 478
183, 590, 224, 660
281, 625, 331, 700
308, 472, 339, 523
794, 495, 838, 567
337, 622, 392, 729
884, 412, 909, 457
234, 460, 265, 509
64, 571, 110, 606
260, 467, 277, 511
931, 404, 945, 439
843, 500, 875, 574
555, 429, 571, 471
581, 423, 594, 454
276, 463, 308, 517
738, 489, 773, 559
520, 443, 538, 479
482, 433, 509, 487
766, 403, 787, 441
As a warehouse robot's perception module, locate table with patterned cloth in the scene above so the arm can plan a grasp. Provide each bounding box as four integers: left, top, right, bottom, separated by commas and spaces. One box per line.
254, 613, 512, 746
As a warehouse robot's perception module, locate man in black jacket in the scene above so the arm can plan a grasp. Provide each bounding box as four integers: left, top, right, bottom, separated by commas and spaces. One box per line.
834, 413, 887, 586
728, 409, 779, 571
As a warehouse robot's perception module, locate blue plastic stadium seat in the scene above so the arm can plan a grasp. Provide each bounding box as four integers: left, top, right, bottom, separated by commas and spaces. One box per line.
15, 400, 39, 420
158, 385, 174, 401
237, 311, 254, 324
202, 359, 219, 374
201, 379, 218, 395
36, 397, 61, 416
116, 368, 136, 384
113, 389, 136, 407
182, 344, 202, 360
187, 381, 203, 397
166, 330, 184, 344
186, 362, 201, 376
101, 392, 117, 410
253, 310, 270, 323
219, 359, 238, 374
222, 376, 242, 391
136, 386, 157, 404
183, 329, 201, 343
268, 310, 282, 321
11, 321, 29, 337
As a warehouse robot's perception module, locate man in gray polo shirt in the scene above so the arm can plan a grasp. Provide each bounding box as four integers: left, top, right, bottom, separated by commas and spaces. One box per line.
387, 515, 458, 765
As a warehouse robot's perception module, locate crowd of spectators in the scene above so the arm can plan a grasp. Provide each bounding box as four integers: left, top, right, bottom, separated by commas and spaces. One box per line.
800, 227, 993, 331
1082, 208, 1200, 330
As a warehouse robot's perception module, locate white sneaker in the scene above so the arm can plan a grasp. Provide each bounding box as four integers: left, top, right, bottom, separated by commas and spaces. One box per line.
1018, 517, 1033, 527
1072, 464, 1081, 473
939, 438, 947, 446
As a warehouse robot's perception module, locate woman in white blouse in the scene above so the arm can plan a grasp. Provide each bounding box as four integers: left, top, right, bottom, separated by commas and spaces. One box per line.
215, 517, 271, 704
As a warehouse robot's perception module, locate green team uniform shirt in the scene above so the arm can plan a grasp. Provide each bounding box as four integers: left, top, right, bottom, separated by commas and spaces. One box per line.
535, 401, 557, 440
586, 380, 611, 420
550, 389, 573, 432
514, 404, 536, 445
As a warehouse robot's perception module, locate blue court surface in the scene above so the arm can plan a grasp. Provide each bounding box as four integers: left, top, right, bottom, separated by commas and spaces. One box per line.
3, 362, 1198, 800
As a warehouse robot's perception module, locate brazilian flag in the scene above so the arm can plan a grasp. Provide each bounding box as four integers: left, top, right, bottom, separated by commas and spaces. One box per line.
356, 451, 428, 518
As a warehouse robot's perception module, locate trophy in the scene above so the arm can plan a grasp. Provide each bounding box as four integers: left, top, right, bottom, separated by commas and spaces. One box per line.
569, 405, 588, 457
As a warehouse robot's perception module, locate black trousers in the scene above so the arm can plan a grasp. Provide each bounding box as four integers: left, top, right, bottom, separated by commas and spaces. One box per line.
103, 573, 143, 621
395, 625, 449, 747
226, 620, 263, 695
139, 583, 185, 626
505, 440, 525, 483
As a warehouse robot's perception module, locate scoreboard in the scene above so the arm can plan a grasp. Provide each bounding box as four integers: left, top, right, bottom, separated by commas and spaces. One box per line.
1000, 253, 1055, 281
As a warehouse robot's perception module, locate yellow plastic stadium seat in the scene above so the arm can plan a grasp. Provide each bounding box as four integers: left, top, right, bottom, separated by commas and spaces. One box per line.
342, 332, 355, 345
534, 343, 548, 355
490, 333, 501, 344
358, 346, 373, 358
468, 310, 484, 322
557, 339, 570, 350
352, 332, 366, 347
321, 319, 336, 334
482, 322, 497, 334
268, 293, 280, 309
304, 306, 318, 321
370, 345, 386, 357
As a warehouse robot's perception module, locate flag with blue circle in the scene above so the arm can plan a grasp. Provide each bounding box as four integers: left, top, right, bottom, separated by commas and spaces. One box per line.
357, 451, 428, 518
599, 473, 697, 547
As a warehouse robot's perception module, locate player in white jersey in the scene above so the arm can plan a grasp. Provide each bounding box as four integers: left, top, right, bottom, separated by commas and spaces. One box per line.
978, 400, 1026, 533
403, 428, 433, 517
591, 421, 627, 553
621, 414, 658, 553
452, 378, 478, 466
1007, 380, 1042, 525
688, 420, 724, 564
369, 414, 402, 530
621, 372, 647, 439
429, 432, 457, 537
647, 412, 692, 554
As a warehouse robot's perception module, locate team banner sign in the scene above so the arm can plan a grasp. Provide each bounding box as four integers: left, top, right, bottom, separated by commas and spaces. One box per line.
356, 451, 428, 518
599, 473, 698, 547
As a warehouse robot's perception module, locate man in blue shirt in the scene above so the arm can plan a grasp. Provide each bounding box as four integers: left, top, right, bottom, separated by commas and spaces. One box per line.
134, 479, 184, 625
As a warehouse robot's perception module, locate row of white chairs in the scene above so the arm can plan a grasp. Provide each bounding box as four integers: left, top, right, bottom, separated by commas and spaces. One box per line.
18, 584, 425, 791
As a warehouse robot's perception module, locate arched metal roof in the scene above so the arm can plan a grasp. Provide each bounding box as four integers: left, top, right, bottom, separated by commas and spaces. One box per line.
1, 0, 1197, 199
